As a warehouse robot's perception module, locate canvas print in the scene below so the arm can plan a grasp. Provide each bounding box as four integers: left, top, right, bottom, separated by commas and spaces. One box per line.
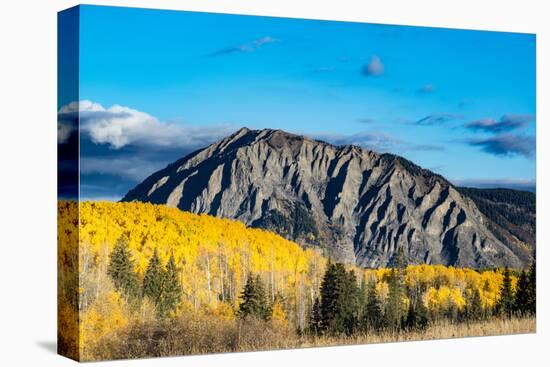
58, 5, 536, 362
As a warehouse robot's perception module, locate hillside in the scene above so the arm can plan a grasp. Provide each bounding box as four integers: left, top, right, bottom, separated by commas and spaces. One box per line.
458, 187, 535, 260
122, 127, 531, 268
58, 201, 529, 360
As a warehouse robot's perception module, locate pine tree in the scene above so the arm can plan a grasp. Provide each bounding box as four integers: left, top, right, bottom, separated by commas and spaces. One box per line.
160, 253, 182, 317
309, 297, 322, 334
239, 274, 269, 320
526, 261, 536, 315
143, 248, 165, 307
385, 268, 405, 330
404, 301, 417, 330
319, 262, 358, 334
466, 287, 483, 321
363, 280, 382, 331
319, 261, 338, 332
514, 270, 529, 315
107, 236, 140, 302
341, 270, 361, 334
496, 267, 514, 318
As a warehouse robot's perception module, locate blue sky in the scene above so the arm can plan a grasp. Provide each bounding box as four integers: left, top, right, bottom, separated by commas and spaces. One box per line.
58, 5, 536, 200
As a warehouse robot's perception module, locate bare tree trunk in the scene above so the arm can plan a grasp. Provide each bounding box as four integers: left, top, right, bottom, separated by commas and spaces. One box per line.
205, 251, 212, 304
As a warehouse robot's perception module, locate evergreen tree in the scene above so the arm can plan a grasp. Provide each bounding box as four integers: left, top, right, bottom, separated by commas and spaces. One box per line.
466, 287, 483, 321
362, 280, 382, 331
319, 262, 359, 334
526, 261, 536, 315
358, 274, 368, 318
341, 270, 361, 334
160, 253, 183, 317
404, 301, 417, 330
514, 270, 529, 315
496, 267, 514, 318
239, 274, 269, 320
319, 261, 339, 332
107, 236, 140, 302
385, 268, 405, 330
143, 248, 165, 306
309, 297, 322, 334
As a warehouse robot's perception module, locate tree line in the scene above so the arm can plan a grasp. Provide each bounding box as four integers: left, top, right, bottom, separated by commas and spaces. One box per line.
108, 237, 183, 318
215, 246, 536, 336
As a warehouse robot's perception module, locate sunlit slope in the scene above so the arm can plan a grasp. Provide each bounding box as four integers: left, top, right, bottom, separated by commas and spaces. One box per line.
69, 201, 326, 311
59, 201, 517, 313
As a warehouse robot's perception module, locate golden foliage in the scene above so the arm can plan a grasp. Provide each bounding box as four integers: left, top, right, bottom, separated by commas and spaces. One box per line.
58, 200, 521, 360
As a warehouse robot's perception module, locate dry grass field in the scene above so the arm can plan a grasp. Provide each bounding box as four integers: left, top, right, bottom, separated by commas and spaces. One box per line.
305, 316, 536, 348
89, 316, 535, 361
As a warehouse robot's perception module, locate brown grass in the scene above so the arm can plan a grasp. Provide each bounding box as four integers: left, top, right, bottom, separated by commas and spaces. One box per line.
303, 317, 536, 348
90, 316, 535, 361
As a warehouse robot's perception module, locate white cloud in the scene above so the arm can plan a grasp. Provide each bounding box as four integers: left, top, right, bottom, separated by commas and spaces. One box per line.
57, 121, 74, 144
59, 100, 236, 149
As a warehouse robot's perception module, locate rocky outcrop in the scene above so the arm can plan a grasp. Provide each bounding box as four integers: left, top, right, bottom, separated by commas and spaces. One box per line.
122, 128, 530, 268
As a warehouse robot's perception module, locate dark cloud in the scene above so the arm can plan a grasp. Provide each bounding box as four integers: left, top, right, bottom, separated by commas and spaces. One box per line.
465, 114, 535, 133
467, 134, 535, 158
361, 56, 384, 77
415, 114, 460, 125
451, 178, 536, 192
64, 99, 241, 200
207, 36, 278, 57
417, 84, 435, 94
79, 133, 199, 200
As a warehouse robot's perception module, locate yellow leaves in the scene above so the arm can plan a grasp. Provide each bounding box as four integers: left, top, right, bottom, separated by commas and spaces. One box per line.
210, 302, 235, 321
375, 281, 389, 305
423, 286, 466, 312
67, 201, 329, 315
80, 289, 129, 359
58, 200, 523, 350
271, 301, 288, 327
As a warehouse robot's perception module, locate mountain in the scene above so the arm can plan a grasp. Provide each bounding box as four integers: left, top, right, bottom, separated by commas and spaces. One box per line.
457, 187, 535, 258
122, 128, 533, 268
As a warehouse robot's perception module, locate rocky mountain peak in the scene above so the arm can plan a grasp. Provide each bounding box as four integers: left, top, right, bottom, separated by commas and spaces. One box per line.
122, 128, 532, 268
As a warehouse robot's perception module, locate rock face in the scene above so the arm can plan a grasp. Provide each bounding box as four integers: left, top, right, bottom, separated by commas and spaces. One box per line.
122, 128, 530, 268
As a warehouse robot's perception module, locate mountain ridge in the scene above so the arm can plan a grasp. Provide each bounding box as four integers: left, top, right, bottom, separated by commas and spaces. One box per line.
122, 127, 534, 268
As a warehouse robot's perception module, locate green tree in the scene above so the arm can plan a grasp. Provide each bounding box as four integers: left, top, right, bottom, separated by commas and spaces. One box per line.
107, 236, 140, 302
362, 280, 382, 331
403, 300, 428, 330
143, 248, 165, 306
385, 268, 405, 330
319, 262, 359, 334
527, 261, 536, 314
309, 297, 322, 334
466, 287, 483, 321
496, 267, 514, 318
514, 270, 529, 315
160, 253, 182, 317
342, 270, 361, 334
239, 274, 269, 320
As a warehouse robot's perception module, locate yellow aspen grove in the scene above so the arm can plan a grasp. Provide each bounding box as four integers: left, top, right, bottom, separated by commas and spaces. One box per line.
58, 201, 524, 360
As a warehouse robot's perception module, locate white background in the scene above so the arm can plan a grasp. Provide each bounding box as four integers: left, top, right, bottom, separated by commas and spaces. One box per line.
0, 0, 547, 365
